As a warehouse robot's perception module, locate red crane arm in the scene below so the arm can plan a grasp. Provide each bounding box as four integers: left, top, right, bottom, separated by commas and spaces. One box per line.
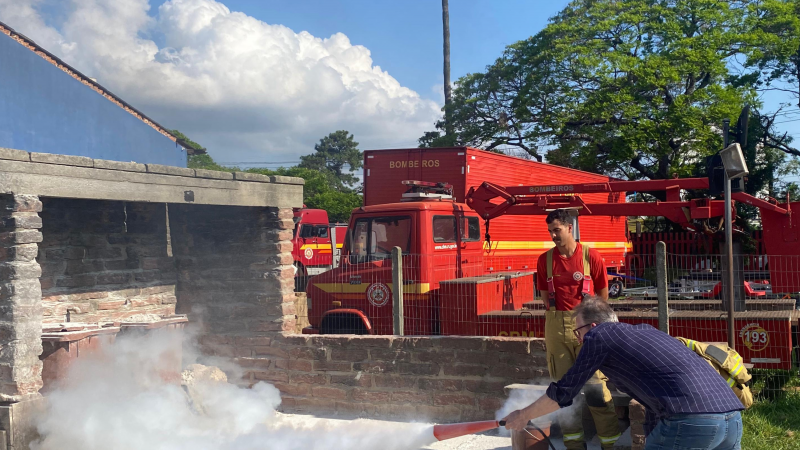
465, 178, 788, 229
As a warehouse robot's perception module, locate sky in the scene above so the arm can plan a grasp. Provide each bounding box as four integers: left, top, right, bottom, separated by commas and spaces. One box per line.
0, 0, 798, 172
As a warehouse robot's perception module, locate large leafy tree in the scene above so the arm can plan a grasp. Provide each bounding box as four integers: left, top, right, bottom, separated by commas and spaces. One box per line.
299, 130, 363, 191
421, 0, 800, 181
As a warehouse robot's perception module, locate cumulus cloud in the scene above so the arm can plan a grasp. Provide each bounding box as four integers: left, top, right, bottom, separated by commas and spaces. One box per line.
0, 0, 442, 163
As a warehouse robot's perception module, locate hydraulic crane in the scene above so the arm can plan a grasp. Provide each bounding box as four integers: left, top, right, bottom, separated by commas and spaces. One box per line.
465, 177, 790, 233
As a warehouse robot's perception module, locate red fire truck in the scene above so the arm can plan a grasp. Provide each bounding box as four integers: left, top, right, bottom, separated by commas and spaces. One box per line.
292, 208, 347, 285
304, 147, 629, 334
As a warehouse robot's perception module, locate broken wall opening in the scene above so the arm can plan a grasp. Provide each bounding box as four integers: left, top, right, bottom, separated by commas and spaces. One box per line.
38, 198, 177, 324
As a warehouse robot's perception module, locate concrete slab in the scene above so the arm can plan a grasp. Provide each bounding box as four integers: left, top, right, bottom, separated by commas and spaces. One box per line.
0, 159, 302, 208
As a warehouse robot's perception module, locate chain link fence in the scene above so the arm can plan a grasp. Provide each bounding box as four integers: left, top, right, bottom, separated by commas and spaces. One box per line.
294, 245, 800, 397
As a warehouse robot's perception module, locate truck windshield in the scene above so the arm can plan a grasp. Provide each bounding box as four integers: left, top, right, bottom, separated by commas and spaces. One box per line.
349, 216, 412, 263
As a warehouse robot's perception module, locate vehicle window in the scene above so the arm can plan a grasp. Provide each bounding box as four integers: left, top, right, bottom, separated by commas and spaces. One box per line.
299, 225, 316, 238
316, 225, 329, 238
350, 220, 370, 264
433, 216, 457, 243
349, 216, 412, 263
460, 217, 480, 242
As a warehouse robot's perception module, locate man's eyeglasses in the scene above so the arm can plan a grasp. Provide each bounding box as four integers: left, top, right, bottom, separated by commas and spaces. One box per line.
573, 323, 593, 340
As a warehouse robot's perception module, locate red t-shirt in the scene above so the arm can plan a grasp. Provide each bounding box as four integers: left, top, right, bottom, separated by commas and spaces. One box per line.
536, 243, 608, 311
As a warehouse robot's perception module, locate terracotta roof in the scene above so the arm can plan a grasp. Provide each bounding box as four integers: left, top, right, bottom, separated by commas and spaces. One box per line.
0, 20, 202, 155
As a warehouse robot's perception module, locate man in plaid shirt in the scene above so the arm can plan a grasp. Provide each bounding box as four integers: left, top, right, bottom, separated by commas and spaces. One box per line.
503, 297, 744, 450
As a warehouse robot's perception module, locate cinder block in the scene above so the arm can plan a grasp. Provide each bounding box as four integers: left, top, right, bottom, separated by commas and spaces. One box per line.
270, 175, 304, 185
0, 148, 29, 162
30, 153, 93, 167
0, 396, 46, 450
194, 169, 234, 180
93, 159, 146, 172
234, 172, 271, 183
145, 164, 195, 177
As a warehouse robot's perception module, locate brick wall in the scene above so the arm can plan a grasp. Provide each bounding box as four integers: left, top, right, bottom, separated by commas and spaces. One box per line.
234, 334, 549, 423
169, 205, 294, 348
37, 198, 176, 324
629, 400, 646, 450
0, 194, 43, 402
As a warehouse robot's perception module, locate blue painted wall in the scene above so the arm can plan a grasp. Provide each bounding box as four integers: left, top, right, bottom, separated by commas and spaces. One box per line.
0, 34, 186, 167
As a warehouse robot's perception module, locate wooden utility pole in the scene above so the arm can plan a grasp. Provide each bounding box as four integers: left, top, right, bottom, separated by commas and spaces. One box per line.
442, 0, 453, 136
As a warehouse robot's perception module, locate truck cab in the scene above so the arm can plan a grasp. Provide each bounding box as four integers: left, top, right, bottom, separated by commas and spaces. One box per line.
304, 185, 486, 335
292, 208, 346, 289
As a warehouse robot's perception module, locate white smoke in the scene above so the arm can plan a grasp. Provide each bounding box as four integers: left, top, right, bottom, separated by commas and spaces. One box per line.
33, 330, 436, 450
0, 0, 442, 162
494, 385, 582, 439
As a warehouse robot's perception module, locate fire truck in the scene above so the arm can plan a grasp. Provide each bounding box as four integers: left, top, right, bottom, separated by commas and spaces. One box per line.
304, 147, 629, 334
292, 208, 347, 289
302, 147, 800, 370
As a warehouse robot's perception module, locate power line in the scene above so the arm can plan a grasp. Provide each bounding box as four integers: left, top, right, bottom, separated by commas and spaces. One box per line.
774, 118, 800, 125
217, 161, 301, 165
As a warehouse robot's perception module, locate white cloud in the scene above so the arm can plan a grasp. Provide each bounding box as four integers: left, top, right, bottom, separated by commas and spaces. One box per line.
0, 0, 442, 164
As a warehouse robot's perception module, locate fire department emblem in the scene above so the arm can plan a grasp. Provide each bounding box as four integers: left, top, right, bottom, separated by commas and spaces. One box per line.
366, 283, 390, 307
573, 272, 584, 281
740, 323, 769, 352
304, 248, 313, 260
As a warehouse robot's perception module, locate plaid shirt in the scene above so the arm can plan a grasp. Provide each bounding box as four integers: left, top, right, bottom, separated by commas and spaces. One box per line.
546, 322, 744, 435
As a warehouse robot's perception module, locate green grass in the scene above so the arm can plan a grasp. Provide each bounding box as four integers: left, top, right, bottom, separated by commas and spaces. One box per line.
742, 393, 800, 450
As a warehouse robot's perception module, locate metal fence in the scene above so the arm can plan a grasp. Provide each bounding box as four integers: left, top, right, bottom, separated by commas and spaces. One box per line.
294, 245, 800, 397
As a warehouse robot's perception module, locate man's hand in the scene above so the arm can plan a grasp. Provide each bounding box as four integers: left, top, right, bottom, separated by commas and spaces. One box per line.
502, 409, 531, 431
502, 395, 560, 431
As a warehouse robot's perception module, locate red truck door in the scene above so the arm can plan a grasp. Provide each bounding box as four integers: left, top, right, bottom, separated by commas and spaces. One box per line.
429, 211, 484, 280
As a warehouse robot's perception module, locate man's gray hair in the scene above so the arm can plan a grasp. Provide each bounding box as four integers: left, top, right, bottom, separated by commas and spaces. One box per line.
573, 296, 618, 324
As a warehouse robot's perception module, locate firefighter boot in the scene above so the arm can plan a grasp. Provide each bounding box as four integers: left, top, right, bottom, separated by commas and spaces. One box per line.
584, 380, 622, 449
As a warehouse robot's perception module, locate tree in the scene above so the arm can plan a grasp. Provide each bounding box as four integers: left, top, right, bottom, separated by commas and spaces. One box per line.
172, 129, 233, 172
748, 0, 800, 108
299, 131, 363, 191
305, 191, 363, 223
419, 0, 800, 180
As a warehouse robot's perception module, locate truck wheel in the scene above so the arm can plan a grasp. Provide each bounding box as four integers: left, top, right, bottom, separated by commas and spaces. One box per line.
320, 313, 369, 335
609, 280, 624, 298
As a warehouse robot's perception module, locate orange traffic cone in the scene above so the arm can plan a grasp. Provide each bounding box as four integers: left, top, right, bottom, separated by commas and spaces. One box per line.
431, 420, 502, 441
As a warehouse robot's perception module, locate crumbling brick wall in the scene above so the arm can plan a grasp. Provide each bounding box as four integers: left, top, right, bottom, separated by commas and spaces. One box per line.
232, 334, 549, 423
37, 198, 177, 323
0, 194, 44, 401
169, 205, 295, 355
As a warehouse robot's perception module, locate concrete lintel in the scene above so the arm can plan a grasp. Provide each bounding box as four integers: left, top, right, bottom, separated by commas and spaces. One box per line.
0, 160, 302, 208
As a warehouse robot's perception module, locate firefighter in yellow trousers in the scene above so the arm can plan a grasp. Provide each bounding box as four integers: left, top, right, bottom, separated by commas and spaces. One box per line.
536, 210, 620, 450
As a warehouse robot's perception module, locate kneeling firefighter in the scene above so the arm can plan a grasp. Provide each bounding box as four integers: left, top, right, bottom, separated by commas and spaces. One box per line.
536, 209, 621, 450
